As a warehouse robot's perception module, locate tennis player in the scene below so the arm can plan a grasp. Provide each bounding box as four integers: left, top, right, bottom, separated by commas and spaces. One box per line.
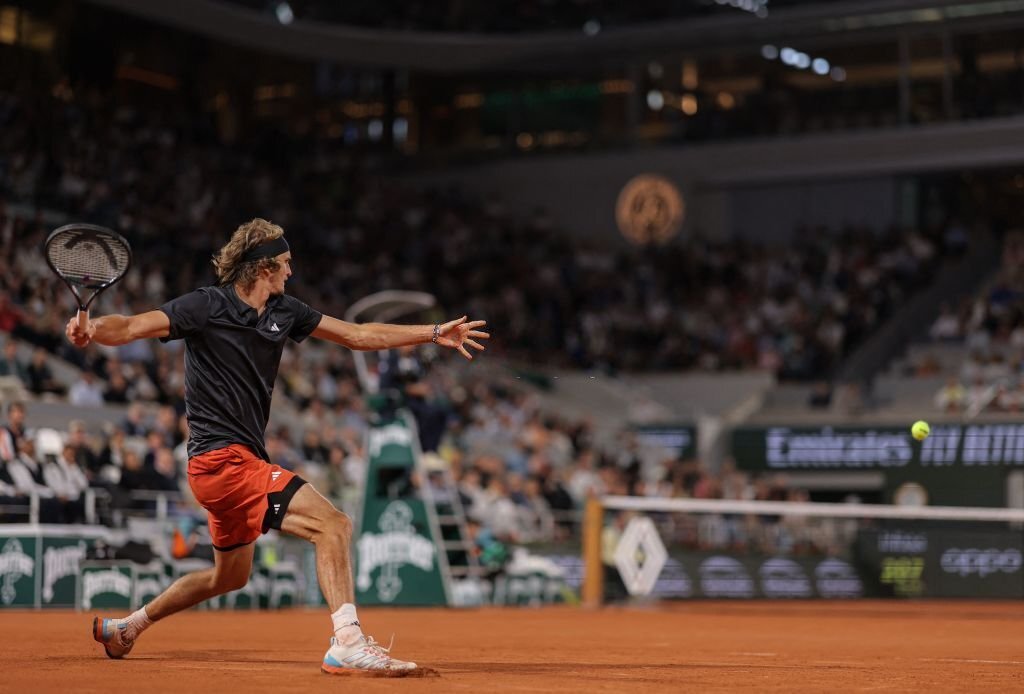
67, 219, 488, 675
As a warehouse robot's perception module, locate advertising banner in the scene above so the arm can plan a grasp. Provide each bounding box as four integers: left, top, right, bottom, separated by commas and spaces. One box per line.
731, 424, 1024, 506
733, 424, 1024, 471
40, 536, 88, 608
539, 548, 866, 601
0, 536, 38, 607
79, 561, 134, 611
858, 528, 1024, 599
355, 417, 447, 606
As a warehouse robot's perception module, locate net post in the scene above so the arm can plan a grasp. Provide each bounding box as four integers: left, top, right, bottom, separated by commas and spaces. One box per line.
581, 495, 604, 609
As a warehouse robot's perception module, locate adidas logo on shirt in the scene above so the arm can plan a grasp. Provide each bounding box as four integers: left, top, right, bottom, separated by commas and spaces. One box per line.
271, 323, 280, 332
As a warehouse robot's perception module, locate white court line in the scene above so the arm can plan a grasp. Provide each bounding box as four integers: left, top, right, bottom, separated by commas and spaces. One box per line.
729, 652, 778, 657
922, 658, 1024, 666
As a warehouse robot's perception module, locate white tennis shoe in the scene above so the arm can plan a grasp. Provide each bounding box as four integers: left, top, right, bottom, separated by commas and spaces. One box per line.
321, 634, 419, 676
93, 616, 137, 659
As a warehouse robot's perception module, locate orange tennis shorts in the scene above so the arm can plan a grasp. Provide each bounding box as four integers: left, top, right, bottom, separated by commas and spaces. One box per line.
187, 444, 306, 551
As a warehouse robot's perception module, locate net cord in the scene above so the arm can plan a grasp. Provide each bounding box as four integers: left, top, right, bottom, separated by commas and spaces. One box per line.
602, 495, 1024, 523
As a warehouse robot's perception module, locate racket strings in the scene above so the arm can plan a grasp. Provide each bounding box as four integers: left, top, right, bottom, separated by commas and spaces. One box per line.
45, 231, 130, 287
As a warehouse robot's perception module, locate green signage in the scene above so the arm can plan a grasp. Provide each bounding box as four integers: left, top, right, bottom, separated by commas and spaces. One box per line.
133, 562, 169, 608
0, 536, 37, 607
79, 562, 134, 610
41, 537, 88, 608
355, 417, 448, 606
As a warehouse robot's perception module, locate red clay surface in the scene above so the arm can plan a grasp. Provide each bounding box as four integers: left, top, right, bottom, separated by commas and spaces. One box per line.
4, 602, 1024, 692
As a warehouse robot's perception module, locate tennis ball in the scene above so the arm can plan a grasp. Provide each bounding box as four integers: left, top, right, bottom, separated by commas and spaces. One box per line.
911, 420, 930, 441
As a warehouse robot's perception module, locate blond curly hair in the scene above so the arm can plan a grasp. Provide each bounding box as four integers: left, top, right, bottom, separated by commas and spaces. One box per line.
212, 218, 285, 291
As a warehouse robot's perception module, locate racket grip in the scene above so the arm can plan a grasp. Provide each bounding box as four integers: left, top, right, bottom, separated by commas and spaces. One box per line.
77, 309, 89, 332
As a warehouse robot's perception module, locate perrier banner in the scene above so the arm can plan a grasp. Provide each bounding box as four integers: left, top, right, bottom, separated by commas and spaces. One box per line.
354, 415, 448, 606
0, 527, 106, 608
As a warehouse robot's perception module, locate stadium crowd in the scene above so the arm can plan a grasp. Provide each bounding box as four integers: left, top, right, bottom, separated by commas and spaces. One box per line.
914, 229, 1024, 413
0, 81, 952, 381
0, 82, 955, 556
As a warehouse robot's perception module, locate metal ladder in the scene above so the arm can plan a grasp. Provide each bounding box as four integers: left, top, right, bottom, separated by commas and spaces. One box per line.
421, 462, 483, 595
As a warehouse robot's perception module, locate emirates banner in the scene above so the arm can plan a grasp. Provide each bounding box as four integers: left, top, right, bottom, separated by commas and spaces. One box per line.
733, 424, 1024, 471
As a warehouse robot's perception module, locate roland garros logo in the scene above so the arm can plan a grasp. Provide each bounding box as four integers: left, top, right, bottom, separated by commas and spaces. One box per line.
0, 538, 35, 605
615, 174, 685, 245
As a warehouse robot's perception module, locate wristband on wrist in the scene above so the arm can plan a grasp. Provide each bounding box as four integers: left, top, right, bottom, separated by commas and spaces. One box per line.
432, 324, 441, 343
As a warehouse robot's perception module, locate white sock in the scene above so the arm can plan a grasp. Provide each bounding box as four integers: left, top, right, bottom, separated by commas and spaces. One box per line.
123, 606, 154, 640
331, 603, 363, 646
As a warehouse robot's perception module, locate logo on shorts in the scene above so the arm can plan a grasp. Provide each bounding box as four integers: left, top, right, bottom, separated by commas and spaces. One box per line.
271, 471, 282, 481
273, 503, 282, 515
271, 323, 280, 332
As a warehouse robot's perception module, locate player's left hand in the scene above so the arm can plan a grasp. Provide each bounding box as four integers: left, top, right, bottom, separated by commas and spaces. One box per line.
436, 316, 489, 360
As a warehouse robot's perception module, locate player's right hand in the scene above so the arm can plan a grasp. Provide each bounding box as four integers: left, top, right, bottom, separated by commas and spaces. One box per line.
65, 316, 94, 348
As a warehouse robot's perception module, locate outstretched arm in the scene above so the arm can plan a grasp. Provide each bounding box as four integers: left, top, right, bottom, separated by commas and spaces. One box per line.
65, 310, 170, 348
311, 315, 489, 360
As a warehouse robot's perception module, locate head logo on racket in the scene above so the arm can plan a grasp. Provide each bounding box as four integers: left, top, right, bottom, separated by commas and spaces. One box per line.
43, 223, 132, 330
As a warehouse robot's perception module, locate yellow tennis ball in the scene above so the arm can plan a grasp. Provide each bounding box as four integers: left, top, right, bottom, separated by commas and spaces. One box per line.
911, 420, 930, 441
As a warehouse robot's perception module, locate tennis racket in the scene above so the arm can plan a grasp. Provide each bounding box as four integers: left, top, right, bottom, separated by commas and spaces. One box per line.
43, 223, 133, 331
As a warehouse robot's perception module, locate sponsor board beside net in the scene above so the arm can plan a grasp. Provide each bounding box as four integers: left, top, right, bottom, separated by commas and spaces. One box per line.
859, 528, 1024, 598
940, 548, 1023, 577
612, 549, 864, 600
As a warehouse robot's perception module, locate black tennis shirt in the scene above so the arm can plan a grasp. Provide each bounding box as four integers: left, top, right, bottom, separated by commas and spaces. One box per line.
159, 284, 322, 462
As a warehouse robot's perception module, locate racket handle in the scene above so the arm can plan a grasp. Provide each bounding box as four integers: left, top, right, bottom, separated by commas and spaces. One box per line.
77, 308, 89, 332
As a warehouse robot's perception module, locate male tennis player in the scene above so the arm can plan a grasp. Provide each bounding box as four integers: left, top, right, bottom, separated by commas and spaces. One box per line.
66, 219, 488, 675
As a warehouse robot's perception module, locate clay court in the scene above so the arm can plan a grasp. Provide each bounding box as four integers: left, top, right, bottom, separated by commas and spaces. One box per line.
6, 601, 1023, 692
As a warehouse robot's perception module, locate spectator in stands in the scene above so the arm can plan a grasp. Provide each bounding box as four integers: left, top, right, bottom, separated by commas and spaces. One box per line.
517, 475, 555, 543
0, 341, 29, 383
150, 448, 181, 493
0, 443, 27, 520
929, 303, 962, 341
807, 381, 832, 409
965, 376, 992, 413
45, 444, 89, 522
67, 420, 100, 479
26, 348, 63, 396
0, 292, 22, 333
934, 377, 967, 412
104, 370, 131, 403
142, 430, 166, 474
69, 370, 105, 407
152, 405, 181, 448
994, 382, 1022, 412
117, 449, 148, 495
97, 427, 128, 485
121, 402, 147, 437
567, 448, 604, 503
6, 438, 62, 523
4, 402, 27, 450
